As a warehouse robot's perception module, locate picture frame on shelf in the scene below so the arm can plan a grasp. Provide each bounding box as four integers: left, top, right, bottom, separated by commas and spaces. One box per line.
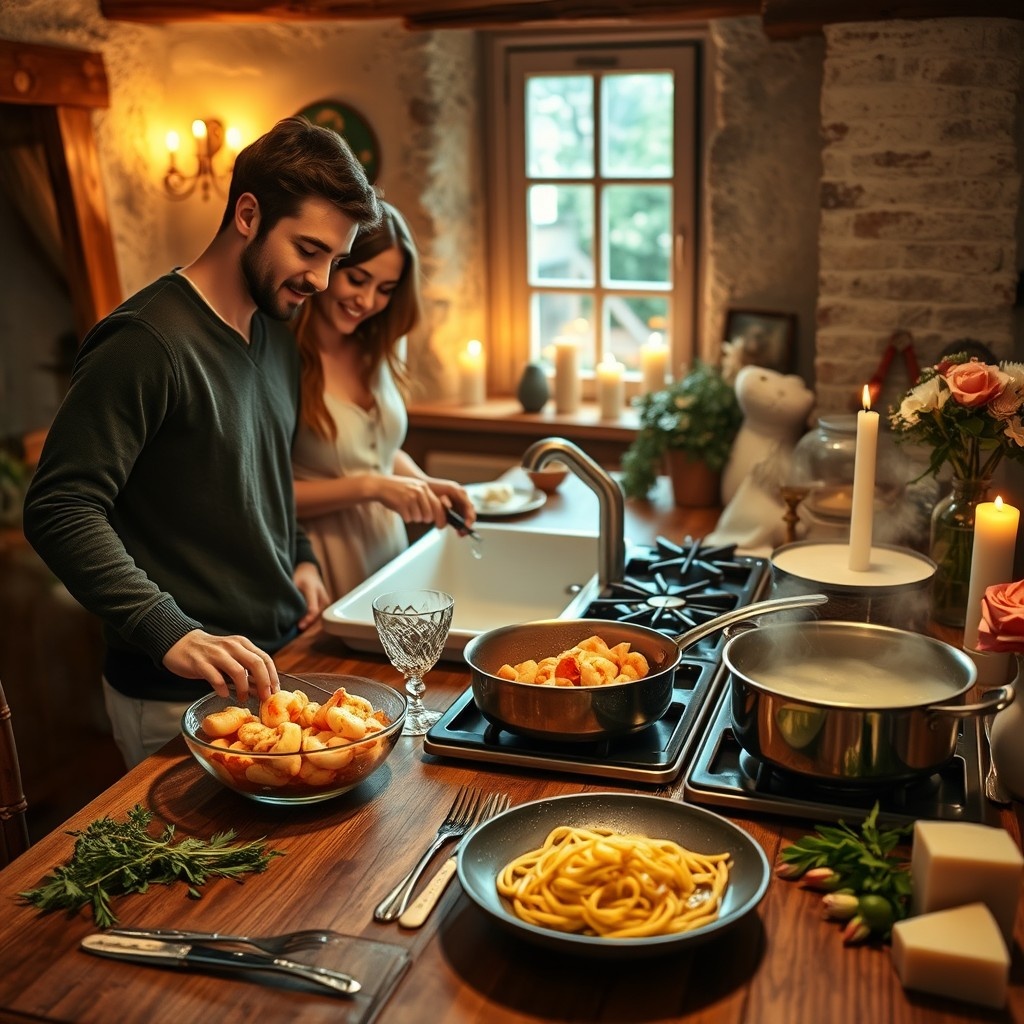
723, 309, 797, 374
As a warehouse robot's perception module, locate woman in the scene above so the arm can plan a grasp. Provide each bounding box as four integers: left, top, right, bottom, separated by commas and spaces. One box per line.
291, 202, 476, 601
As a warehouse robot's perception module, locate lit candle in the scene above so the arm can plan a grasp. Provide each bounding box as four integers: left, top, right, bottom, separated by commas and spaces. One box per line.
553, 336, 580, 414
847, 384, 878, 571
596, 354, 625, 420
457, 339, 485, 405
640, 332, 668, 395
964, 496, 1020, 652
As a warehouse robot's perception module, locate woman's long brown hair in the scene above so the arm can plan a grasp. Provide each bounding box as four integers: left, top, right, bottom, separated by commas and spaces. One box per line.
293, 202, 422, 440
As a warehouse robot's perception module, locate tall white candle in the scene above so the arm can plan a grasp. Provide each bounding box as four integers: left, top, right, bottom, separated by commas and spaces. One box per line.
553, 336, 580, 414
457, 339, 485, 405
596, 355, 625, 420
640, 332, 668, 395
848, 384, 878, 571
964, 496, 1020, 651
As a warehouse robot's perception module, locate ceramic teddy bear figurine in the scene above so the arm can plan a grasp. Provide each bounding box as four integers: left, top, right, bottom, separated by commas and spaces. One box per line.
706, 365, 815, 554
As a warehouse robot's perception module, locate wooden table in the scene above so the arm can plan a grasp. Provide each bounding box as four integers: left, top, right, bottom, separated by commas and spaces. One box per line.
1, 482, 1021, 1024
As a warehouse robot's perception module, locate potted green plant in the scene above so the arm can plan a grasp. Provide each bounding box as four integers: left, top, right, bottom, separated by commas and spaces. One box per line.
621, 359, 742, 504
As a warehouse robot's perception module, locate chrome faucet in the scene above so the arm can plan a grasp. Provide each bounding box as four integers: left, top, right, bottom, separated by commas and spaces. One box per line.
521, 437, 626, 585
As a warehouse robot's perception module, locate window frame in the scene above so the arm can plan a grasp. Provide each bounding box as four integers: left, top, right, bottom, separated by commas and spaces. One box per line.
484, 26, 708, 397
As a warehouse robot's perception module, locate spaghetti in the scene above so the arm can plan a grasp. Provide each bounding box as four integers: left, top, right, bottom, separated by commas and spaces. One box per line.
496, 825, 731, 938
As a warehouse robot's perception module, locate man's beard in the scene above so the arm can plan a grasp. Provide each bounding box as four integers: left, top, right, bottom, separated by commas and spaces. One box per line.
241, 234, 315, 321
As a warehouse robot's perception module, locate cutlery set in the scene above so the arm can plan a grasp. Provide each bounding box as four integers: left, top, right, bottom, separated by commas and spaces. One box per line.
84, 787, 511, 997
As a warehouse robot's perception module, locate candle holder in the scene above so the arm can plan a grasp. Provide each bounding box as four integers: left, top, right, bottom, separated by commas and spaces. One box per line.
770, 540, 936, 632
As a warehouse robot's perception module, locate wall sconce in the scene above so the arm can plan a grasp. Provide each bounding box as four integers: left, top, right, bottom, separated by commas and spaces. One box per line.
164, 119, 241, 201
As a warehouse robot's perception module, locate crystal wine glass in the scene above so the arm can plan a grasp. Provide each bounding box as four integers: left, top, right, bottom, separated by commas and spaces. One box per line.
372, 589, 454, 736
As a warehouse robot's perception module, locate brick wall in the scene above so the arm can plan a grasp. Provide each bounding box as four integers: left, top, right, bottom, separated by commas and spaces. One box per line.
815, 18, 1024, 415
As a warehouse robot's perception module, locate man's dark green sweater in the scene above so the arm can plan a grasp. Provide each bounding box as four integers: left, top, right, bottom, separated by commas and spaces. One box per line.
24, 272, 318, 701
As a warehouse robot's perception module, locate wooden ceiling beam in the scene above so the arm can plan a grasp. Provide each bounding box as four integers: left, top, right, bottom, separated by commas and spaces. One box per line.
0, 39, 108, 108
97, 0, 1024, 32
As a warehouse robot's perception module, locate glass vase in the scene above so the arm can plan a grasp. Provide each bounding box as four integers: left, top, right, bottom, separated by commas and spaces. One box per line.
929, 476, 991, 627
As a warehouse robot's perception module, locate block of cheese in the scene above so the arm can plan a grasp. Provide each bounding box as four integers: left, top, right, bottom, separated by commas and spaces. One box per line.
910, 820, 1022, 943
891, 903, 1009, 1009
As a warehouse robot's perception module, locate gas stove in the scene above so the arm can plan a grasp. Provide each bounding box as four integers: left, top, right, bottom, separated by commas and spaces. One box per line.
579, 537, 768, 661
425, 538, 993, 825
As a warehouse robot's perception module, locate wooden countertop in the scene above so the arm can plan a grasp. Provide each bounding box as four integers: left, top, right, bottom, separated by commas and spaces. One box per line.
0, 482, 1020, 1024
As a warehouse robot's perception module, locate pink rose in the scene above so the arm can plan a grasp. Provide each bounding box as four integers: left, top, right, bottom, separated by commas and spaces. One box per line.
977, 579, 1024, 653
943, 360, 1009, 408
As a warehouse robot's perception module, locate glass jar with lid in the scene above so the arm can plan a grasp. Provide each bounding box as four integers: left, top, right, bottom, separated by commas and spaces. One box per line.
787, 415, 911, 541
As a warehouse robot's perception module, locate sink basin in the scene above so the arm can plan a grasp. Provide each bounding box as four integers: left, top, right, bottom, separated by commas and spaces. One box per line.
321, 522, 601, 661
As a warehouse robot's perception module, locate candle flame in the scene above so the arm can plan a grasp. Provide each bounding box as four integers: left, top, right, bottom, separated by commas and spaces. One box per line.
466, 339, 482, 357
861, 384, 871, 411
995, 495, 1004, 511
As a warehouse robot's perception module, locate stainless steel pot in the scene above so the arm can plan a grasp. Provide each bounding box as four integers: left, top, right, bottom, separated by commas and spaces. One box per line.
464, 594, 827, 743
723, 619, 1014, 784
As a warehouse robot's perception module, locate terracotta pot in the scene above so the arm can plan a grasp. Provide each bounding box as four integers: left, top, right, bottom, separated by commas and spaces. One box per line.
665, 450, 720, 507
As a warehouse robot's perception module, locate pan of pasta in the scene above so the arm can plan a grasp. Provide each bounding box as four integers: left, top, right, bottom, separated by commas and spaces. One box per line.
457, 791, 770, 957
462, 596, 827, 742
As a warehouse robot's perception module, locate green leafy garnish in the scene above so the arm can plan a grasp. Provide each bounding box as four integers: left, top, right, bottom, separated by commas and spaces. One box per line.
777, 802, 912, 942
19, 805, 283, 927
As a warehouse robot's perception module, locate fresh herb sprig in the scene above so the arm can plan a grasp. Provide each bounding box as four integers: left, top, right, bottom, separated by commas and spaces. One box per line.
777, 803, 912, 943
19, 805, 283, 927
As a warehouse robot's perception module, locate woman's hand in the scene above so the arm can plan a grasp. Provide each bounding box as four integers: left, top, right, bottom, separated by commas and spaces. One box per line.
426, 477, 477, 530
294, 561, 329, 629
375, 474, 450, 526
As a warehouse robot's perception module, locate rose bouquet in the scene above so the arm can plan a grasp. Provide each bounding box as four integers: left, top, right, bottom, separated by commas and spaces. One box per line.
977, 579, 1024, 653
888, 352, 1024, 480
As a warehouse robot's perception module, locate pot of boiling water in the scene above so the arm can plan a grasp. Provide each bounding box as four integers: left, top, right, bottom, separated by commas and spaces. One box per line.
722, 620, 1013, 784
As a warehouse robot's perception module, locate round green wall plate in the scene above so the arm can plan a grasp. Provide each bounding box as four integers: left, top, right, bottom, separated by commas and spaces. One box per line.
297, 99, 380, 183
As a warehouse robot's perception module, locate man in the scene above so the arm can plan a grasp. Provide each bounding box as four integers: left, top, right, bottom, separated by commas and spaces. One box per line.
23, 116, 380, 767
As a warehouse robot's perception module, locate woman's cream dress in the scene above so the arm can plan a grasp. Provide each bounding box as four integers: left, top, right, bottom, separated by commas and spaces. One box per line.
292, 360, 408, 601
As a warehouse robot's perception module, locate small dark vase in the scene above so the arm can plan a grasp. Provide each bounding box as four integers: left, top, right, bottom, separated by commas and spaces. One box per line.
517, 363, 550, 412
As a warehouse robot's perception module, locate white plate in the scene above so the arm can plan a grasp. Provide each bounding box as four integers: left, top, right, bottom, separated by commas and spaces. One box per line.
458, 792, 770, 958
465, 482, 547, 517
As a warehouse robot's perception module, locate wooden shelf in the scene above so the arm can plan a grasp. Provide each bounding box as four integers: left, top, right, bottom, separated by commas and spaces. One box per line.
406, 399, 639, 470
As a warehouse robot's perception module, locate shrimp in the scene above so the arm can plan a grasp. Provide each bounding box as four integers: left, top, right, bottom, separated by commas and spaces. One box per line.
261, 689, 304, 728
202, 705, 255, 738
303, 731, 355, 770
237, 721, 279, 752
579, 655, 618, 686
325, 706, 367, 740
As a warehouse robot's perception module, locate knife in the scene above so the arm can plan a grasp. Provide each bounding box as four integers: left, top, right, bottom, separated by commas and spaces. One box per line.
81, 934, 361, 996
445, 506, 481, 542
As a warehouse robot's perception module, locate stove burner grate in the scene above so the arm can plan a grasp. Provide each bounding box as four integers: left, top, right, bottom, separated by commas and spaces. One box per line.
582, 537, 769, 656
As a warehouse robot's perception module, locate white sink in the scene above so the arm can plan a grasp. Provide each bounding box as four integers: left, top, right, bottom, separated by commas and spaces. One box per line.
321, 522, 602, 661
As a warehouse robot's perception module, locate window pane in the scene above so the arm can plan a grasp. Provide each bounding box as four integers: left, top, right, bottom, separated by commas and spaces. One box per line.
604, 297, 670, 371
529, 184, 594, 285
603, 184, 671, 287
526, 75, 594, 178
533, 293, 595, 369
602, 72, 674, 178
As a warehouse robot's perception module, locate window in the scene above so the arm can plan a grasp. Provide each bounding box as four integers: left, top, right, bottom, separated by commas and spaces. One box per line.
485, 32, 703, 394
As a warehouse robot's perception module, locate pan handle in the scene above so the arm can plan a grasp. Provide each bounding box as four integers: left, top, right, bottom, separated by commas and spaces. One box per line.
926, 685, 1015, 720
672, 593, 828, 653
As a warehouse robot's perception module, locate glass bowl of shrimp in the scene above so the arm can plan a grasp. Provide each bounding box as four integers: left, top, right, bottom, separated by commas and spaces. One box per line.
181, 672, 407, 805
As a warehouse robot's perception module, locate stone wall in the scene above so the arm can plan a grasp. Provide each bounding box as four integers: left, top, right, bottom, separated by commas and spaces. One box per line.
815, 18, 1024, 415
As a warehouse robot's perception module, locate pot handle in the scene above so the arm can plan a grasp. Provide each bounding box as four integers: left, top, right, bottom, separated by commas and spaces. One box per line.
926, 685, 1015, 720
672, 593, 828, 654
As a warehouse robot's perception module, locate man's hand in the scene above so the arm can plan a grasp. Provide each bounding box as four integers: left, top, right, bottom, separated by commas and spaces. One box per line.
163, 629, 279, 701
294, 561, 329, 630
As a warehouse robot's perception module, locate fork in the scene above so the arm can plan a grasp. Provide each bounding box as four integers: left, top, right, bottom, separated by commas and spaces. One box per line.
104, 927, 343, 956
398, 792, 512, 929
374, 785, 484, 922
983, 715, 1010, 805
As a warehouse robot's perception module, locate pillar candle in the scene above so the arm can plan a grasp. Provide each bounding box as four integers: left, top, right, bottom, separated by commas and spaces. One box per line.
847, 384, 878, 571
553, 336, 580, 414
964, 496, 1020, 651
458, 339, 485, 405
596, 355, 625, 420
640, 332, 668, 395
